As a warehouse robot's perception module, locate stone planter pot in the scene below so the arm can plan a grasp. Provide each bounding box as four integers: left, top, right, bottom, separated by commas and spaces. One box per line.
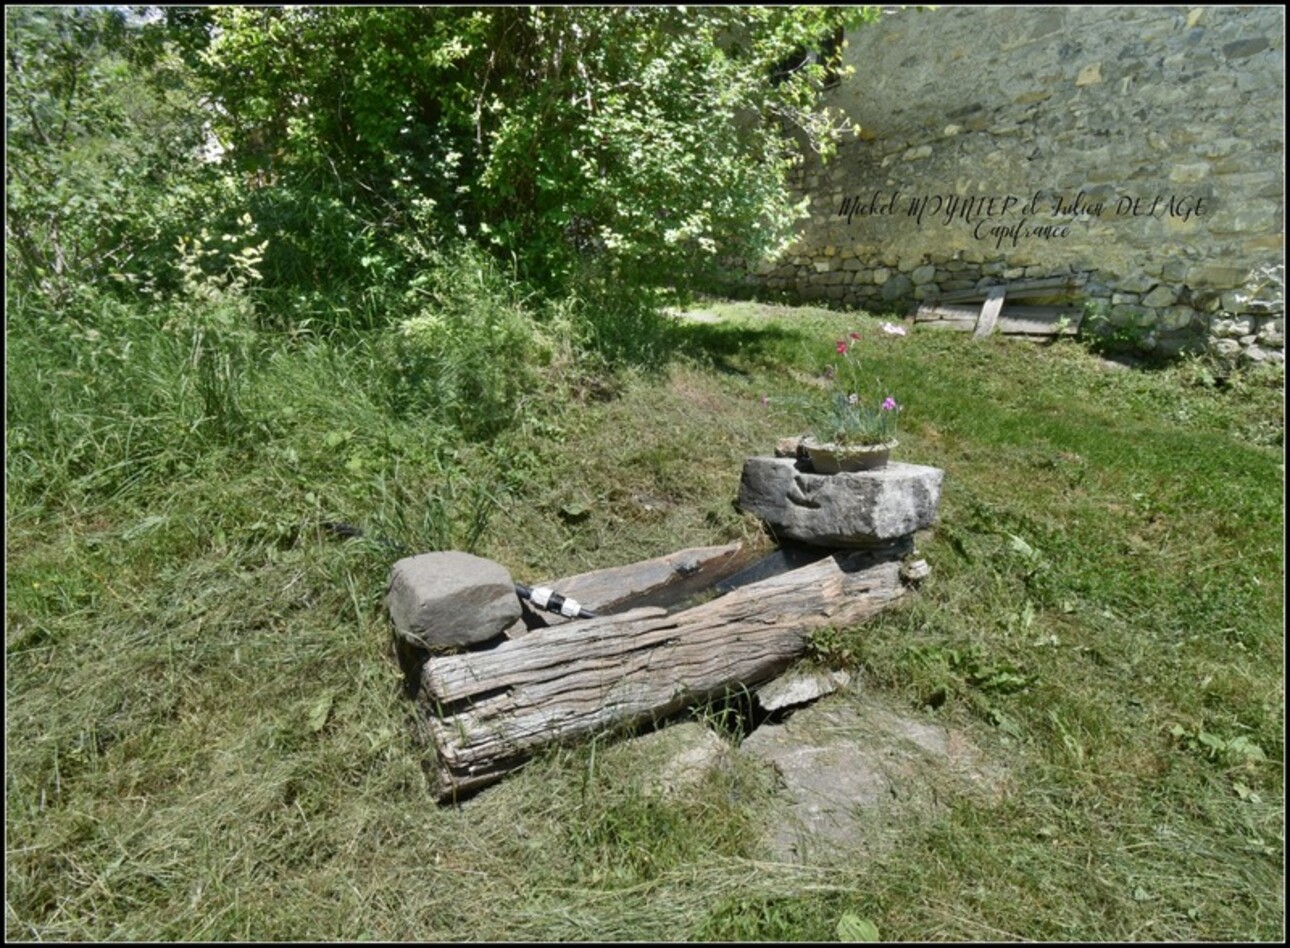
801, 438, 897, 473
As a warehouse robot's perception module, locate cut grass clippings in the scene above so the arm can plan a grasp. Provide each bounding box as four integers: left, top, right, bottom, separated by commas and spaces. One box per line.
6, 298, 1284, 941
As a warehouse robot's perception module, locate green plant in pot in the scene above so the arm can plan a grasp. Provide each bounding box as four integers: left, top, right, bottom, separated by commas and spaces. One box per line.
798, 331, 902, 472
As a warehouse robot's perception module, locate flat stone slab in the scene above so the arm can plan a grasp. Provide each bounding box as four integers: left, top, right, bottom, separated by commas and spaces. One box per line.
737, 457, 944, 547
386, 552, 522, 650
739, 691, 1008, 865
756, 668, 851, 713
610, 722, 732, 798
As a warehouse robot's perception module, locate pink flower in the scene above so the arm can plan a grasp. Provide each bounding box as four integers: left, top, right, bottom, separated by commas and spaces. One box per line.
760, 395, 771, 406
881, 322, 907, 336
882, 396, 899, 411
849, 332, 862, 340
835, 340, 848, 354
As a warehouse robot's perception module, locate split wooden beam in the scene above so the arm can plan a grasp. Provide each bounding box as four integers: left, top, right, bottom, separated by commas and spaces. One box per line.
420, 544, 915, 801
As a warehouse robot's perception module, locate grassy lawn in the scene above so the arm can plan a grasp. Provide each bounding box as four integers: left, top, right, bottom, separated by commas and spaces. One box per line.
6, 299, 1284, 941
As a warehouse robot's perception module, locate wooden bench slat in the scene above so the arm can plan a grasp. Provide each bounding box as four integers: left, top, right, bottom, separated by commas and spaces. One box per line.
915, 303, 1083, 336
973, 286, 1007, 339
936, 275, 1086, 304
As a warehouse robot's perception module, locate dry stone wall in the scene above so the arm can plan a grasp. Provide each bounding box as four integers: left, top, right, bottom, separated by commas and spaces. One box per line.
743, 5, 1284, 363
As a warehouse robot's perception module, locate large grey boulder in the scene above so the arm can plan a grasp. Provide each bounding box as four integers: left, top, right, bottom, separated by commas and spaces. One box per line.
737, 457, 943, 547
386, 552, 522, 649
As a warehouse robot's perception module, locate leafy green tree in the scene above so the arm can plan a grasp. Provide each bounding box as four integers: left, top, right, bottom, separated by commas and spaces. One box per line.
5, 5, 216, 307
198, 6, 876, 297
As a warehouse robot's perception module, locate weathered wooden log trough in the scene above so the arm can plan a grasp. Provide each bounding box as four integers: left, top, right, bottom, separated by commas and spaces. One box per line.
388, 458, 944, 802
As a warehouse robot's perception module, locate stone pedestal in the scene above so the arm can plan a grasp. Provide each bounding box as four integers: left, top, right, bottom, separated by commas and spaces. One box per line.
737, 457, 943, 548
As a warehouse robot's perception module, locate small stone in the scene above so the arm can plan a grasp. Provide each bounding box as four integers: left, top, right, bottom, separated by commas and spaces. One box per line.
775, 436, 805, 458
1223, 37, 1271, 60
615, 723, 730, 798
1014, 90, 1053, 105
1240, 346, 1269, 364
386, 552, 522, 649
1221, 290, 1249, 311
758, 669, 852, 713
1187, 265, 1250, 289
900, 559, 932, 582
1075, 62, 1103, 86
912, 264, 937, 285
1141, 285, 1178, 308
1117, 272, 1157, 293
1169, 162, 1210, 184
881, 274, 913, 301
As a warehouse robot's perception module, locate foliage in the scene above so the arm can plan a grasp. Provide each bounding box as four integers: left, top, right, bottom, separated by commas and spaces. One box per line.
197, 6, 877, 300
1078, 299, 1151, 355
807, 625, 857, 667
380, 242, 559, 440
4, 6, 216, 306
165, 212, 269, 443
698, 893, 852, 941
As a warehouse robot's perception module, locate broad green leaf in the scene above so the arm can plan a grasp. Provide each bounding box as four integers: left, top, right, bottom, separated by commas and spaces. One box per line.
308, 692, 334, 733
836, 913, 880, 942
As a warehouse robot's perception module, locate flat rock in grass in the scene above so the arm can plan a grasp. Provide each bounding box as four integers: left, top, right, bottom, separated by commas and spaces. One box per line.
385, 552, 521, 650
756, 668, 852, 713
737, 457, 944, 547
739, 691, 1007, 865
610, 722, 732, 798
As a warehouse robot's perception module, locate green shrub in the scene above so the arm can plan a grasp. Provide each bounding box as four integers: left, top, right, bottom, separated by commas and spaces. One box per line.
382, 245, 550, 440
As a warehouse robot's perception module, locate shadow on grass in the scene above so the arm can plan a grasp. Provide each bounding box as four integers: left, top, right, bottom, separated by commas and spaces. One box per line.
670, 318, 809, 376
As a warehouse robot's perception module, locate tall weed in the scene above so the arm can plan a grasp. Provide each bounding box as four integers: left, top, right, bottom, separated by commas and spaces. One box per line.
564, 268, 677, 368
383, 244, 555, 440
6, 219, 271, 508
6, 296, 189, 506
